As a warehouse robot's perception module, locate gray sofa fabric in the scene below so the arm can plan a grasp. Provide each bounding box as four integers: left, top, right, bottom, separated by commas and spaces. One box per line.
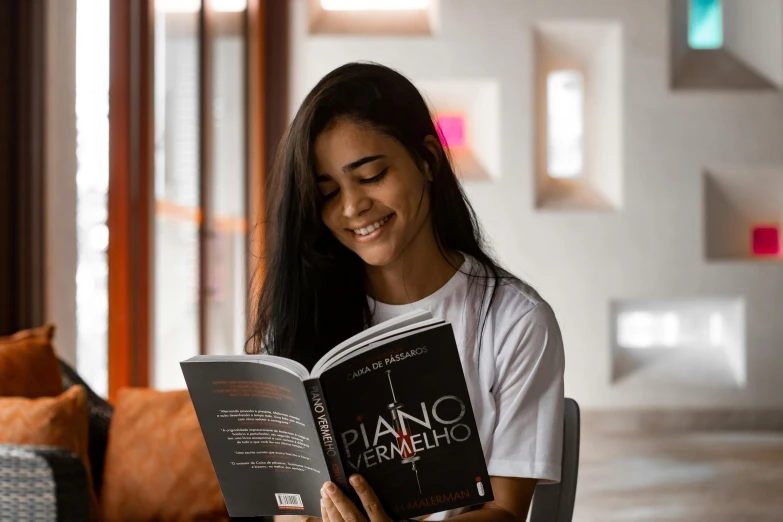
0, 445, 90, 522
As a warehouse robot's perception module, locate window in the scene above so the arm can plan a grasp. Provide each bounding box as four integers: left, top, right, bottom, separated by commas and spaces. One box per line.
157, 0, 247, 12
75, 0, 110, 397
612, 298, 746, 387
153, 1, 202, 389
207, 7, 249, 360
535, 22, 623, 210
546, 70, 584, 179
688, 0, 723, 49
617, 308, 729, 350
321, 0, 429, 11
310, 0, 436, 35
153, 0, 249, 390
416, 79, 500, 181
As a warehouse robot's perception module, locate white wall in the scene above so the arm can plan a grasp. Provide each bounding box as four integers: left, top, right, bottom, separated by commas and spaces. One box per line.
725, 0, 783, 87
290, 0, 783, 410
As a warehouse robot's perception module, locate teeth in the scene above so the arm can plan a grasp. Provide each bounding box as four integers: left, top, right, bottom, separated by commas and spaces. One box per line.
354, 215, 390, 236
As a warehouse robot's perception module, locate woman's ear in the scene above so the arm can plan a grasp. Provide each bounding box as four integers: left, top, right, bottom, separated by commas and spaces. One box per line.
421, 135, 442, 182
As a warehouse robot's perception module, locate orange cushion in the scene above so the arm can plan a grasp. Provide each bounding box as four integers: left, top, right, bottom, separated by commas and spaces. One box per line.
100, 388, 229, 522
0, 323, 63, 398
0, 385, 98, 518
0, 323, 55, 342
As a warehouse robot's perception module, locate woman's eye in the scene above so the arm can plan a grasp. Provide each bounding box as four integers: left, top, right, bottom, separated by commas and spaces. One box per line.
362, 167, 389, 184
323, 189, 339, 200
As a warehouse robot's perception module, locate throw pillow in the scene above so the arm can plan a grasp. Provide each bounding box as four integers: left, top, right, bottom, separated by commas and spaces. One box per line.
0, 385, 98, 519
0, 323, 63, 398
100, 388, 229, 522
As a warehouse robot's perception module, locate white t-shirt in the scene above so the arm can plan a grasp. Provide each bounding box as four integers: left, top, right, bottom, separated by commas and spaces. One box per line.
368, 255, 565, 520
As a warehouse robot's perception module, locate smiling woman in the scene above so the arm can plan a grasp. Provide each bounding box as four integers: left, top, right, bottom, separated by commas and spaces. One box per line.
251, 63, 485, 366
252, 62, 564, 522
314, 119, 439, 270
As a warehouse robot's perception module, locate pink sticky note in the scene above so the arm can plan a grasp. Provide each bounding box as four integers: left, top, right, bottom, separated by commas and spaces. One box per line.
435, 115, 466, 149
752, 226, 780, 255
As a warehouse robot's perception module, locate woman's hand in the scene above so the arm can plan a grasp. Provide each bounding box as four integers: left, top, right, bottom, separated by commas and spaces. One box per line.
321, 474, 393, 522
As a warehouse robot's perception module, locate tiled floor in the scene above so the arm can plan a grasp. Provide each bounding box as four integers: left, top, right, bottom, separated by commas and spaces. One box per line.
573, 430, 783, 522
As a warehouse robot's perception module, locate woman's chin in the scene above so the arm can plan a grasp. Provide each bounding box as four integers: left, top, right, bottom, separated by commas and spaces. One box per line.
353, 243, 398, 268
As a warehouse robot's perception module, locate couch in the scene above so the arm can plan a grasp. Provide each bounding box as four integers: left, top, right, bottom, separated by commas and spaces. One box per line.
0, 360, 113, 521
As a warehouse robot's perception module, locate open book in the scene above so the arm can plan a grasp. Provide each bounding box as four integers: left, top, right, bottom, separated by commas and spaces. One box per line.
180, 309, 493, 519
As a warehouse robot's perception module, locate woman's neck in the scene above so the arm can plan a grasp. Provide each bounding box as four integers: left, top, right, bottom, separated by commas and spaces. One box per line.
365, 230, 464, 305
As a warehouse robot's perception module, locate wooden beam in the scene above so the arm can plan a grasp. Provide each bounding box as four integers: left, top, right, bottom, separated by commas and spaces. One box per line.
264, 0, 289, 162
108, 0, 153, 401
246, 0, 266, 338
108, 0, 132, 400
244, 0, 288, 344
136, 0, 153, 391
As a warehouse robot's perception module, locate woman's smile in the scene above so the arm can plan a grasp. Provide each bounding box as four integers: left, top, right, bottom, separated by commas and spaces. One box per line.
349, 213, 394, 242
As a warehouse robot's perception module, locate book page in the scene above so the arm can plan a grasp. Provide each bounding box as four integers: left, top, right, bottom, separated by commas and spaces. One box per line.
181, 361, 329, 517
312, 319, 445, 378
310, 308, 434, 376
186, 354, 309, 380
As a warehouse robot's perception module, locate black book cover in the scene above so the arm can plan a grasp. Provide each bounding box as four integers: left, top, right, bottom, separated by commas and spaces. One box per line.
318, 323, 493, 519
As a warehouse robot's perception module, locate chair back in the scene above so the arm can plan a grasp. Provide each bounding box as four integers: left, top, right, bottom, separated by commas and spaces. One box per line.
528, 398, 580, 522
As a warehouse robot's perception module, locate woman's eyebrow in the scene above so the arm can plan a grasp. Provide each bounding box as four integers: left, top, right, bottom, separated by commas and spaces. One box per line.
342, 155, 385, 172
316, 155, 386, 182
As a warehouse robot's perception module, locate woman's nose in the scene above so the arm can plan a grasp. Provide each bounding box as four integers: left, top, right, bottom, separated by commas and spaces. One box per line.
341, 184, 372, 218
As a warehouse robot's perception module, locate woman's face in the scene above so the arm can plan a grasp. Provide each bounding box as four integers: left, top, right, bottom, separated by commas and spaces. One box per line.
314, 118, 433, 267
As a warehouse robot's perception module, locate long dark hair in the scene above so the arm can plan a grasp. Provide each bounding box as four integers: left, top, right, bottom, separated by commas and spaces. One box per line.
249, 62, 512, 370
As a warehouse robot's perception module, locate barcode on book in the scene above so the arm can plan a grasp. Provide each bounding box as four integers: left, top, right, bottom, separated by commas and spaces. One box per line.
275, 493, 304, 509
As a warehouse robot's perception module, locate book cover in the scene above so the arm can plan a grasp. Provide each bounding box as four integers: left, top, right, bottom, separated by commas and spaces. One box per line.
181, 361, 331, 518
318, 323, 493, 519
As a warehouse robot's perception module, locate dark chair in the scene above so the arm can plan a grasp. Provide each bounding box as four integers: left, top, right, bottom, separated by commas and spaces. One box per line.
57, 360, 114, 492
529, 398, 580, 522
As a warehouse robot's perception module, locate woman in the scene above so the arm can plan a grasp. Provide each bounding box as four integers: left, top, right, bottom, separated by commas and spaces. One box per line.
251, 62, 564, 522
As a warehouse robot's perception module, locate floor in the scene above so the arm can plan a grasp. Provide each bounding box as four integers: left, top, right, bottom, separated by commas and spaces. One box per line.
573, 430, 783, 522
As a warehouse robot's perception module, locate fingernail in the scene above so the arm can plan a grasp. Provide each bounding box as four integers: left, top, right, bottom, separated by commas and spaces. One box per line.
349, 475, 362, 486
325, 482, 336, 493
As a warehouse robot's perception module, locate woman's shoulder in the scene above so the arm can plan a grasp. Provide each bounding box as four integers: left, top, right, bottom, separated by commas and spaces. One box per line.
487, 276, 563, 365
464, 255, 559, 332
494, 276, 558, 328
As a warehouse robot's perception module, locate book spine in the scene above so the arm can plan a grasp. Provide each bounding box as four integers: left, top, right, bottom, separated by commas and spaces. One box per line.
304, 378, 351, 492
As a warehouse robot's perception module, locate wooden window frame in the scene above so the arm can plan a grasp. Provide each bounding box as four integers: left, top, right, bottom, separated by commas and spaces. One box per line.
109, 0, 153, 400
108, 0, 285, 400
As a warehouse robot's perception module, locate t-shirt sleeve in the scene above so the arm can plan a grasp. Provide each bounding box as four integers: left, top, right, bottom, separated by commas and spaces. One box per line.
487, 302, 565, 484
